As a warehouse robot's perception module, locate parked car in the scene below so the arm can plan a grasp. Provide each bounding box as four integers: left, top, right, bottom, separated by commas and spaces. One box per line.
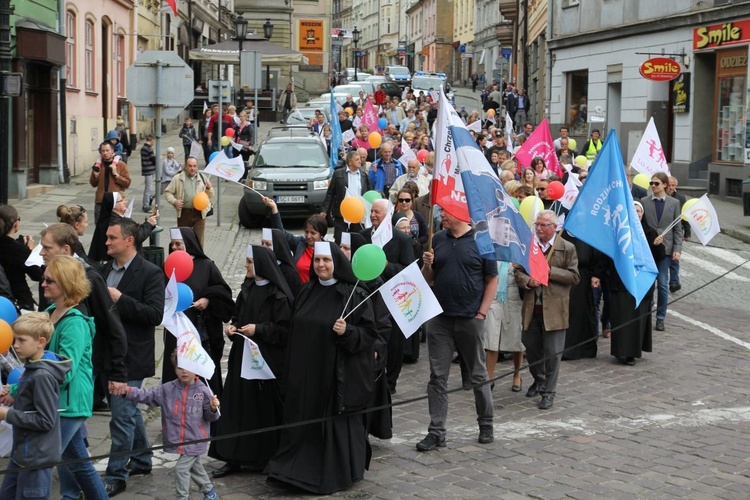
343, 68, 370, 83
238, 128, 331, 228
411, 71, 454, 101
385, 65, 411, 87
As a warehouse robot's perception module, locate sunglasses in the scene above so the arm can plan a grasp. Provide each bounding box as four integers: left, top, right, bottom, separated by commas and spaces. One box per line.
536, 187, 547, 191
42, 278, 56, 285
398, 198, 412, 203
649, 182, 661, 186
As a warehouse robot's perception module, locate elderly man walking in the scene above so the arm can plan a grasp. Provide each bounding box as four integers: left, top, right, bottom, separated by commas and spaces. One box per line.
515, 210, 579, 410
164, 156, 214, 247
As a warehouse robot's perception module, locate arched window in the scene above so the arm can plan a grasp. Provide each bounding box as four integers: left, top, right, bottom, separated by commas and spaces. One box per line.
66, 10, 76, 86
85, 19, 95, 91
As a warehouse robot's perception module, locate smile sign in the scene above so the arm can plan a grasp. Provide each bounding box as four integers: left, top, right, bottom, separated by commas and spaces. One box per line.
639, 57, 682, 81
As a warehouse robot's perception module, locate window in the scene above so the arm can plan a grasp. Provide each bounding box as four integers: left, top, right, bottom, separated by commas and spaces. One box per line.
566, 70, 588, 136
117, 33, 125, 97
65, 11, 76, 86
85, 20, 94, 91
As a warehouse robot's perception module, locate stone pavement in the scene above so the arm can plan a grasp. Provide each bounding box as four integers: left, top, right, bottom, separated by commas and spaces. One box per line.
3, 116, 750, 498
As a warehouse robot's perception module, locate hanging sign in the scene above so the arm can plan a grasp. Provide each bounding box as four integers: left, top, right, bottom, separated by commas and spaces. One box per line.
639, 57, 682, 82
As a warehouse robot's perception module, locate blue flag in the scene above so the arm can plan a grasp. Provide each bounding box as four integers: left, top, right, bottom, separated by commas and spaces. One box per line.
450, 125, 549, 285
329, 88, 343, 174
563, 130, 657, 306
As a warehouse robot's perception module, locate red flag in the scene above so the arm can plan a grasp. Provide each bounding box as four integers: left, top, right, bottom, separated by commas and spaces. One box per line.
362, 99, 381, 132
431, 90, 470, 221
513, 118, 563, 178
165, 0, 177, 16
528, 236, 549, 286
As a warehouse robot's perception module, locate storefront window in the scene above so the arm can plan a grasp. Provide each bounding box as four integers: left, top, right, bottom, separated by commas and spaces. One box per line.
714, 48, 748, 163
566, 70, 588, 136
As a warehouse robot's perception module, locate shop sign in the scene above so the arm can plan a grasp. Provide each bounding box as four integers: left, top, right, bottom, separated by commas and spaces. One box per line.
694, 20, 750, 50
639, 57, 682, 81
671, 73, 690, 114
299, 20, 325, 71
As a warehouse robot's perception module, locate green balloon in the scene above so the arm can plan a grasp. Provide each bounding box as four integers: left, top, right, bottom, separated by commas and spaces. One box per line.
351, 244, 387, 281
512, 197, 520, 210
363, 190, 383, 204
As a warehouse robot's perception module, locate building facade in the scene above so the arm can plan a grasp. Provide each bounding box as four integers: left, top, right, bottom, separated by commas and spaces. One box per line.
421, 0, 452, 76
452, 0, 474, 86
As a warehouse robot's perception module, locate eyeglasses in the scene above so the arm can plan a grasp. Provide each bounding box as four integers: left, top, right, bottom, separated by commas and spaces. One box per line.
42, 278, 56, 286
398, 198, 412, 203
534, 222, 555, 228
649, 182, 661, 186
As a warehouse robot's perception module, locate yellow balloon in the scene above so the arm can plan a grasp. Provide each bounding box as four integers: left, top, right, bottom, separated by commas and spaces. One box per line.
345, 107, 354, 116
574, 155, 588, 168
567, 138, 577, 151
487, 108, 496, 117
368, 131, 382, 149
632, 173, 650, 190
340, 196, 365, 223
681, 198, 699, 221
220, 136, 231, 147
519, 196, 543, 227
193, 191, 210, 211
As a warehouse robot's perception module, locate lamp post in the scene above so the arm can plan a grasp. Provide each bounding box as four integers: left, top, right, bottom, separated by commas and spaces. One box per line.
338, 30, 344, 79
233, 13, 248, 108
352, 26, 360, 82
263, 19, 274, 91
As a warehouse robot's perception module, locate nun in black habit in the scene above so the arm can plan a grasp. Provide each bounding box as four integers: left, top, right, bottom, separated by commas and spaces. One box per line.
163, 227, 234, 395
209, 245, 293, 477
88, 191, 156, 263
260, 227, 302, 297
265, 241, 378, 495
340, 232, 392, 440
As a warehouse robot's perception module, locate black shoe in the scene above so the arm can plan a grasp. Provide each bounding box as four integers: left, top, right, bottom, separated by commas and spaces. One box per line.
416, 433, 446, 452
211, 463, 241, 478
655, 319, 665, 331
669, 283, 681, 293
538, 395, 554, 410
525, 383, 540, 398
625, 357, 636, 366
105, 480, 127, 497
511, 376, 522, 393
478, 425, 494, 444
126, 465, 152, 477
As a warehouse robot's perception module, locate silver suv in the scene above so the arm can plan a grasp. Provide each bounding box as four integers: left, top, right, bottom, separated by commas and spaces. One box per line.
238, 128, 331, 228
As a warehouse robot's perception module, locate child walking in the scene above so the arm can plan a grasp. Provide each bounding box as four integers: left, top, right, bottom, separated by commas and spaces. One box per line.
0, 312, 71, 499
124, 351, 220, 500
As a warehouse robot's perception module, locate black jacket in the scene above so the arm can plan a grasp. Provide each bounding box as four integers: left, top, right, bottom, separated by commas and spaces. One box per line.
140, 143, 156, 175
0, 236, 42, 311
102, 254, 164, 380
321, 167, 371, 219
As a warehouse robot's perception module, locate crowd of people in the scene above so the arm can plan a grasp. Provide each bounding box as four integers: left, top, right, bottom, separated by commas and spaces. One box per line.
0, 82, 691, 498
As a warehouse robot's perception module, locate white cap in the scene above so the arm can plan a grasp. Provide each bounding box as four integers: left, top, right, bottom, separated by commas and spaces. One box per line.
167, 147, 175, 153
112, 192, 119, 204
246, 245, 253, 259
341, 233, 351, 246
314, 241, 332, 256
262, 228, 273, 243
170, 228, 182, 241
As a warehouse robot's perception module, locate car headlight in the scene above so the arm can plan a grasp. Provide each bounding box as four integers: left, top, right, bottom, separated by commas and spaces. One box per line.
250, 180, 267, 191
313, 180, 329, 190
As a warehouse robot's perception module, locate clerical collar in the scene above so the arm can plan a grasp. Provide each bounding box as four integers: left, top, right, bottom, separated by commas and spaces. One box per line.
318, 277, 338, 286
255, 278, 270, 286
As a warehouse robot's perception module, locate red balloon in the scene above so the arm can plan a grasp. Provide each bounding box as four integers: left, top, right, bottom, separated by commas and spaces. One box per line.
164, 250, 194, 282
225, 128, 236, 138
417, 149, 429, 163
547, 180, 565, 200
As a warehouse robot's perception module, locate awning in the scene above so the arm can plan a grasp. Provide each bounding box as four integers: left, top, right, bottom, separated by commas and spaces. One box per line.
189, 34, 309, 65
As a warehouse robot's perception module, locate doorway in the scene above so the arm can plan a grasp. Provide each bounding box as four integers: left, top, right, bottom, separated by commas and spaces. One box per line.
606, 82, 622, 143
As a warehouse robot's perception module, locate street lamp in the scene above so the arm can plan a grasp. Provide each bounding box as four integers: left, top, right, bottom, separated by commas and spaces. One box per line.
338, 30, 344, 77
233, 13, 248, 107
352, 26, 360, 82
263, 18, 274, 91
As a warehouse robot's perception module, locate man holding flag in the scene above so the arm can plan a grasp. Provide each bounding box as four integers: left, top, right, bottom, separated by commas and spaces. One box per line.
515, 210, 579, 410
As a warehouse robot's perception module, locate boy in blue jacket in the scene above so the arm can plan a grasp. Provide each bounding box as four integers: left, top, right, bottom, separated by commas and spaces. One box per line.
124, 350, 220, 500
0, 312, 71, 499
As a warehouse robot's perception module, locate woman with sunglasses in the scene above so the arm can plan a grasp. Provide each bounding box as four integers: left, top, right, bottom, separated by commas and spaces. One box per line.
57, 204, 92, 264
393, 188, 428, 246
0, 205, 42, 311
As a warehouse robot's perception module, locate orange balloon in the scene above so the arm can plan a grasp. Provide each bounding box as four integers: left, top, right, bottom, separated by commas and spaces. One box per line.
193, 191, 210, 211
340, 197, 365, 223
368, 132, 382, 149
0, 320, 12, 354
487, 108, 496, 117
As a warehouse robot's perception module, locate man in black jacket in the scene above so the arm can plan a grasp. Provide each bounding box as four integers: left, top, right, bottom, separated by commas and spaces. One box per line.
321, 151, 371, 244
38, 224, 129, 411
101, 218, 164, 497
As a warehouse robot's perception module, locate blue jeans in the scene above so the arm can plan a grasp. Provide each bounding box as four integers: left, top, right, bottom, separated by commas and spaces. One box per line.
656, 256, 672, 320
105, 379, 153, 484
59, 417, 108, 500
669, 258, 680, 286
0, 459, 53, 499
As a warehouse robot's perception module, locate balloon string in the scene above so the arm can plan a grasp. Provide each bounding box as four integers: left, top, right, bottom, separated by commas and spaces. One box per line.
340, 279, 360, 317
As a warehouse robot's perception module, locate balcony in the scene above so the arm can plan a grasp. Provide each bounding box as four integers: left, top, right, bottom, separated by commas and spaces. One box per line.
499, 0, 518, 21
496, 22, 514, 45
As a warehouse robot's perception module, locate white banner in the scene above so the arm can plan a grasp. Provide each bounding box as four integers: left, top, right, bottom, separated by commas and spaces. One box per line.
379, 262, 443, 338
240, 336, 276, 380
123, 199, 134, 219
203, 150, 245, 183
371, 201, 393, 248
683, 194, 720, 246
161, 271, 178, 329
189, 140, 203, 160
631, 117, 671, 176
467, 119, 482, 134
505, 111, 514, 151
560, 176, 580, 210
172, 312, 216, 380
342, 129, 356, 143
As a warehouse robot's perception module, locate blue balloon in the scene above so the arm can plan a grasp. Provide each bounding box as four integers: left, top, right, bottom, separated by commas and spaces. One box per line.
378, 118, 388, 130
176, 283, 194, 312
41, 351, 58, 361
0, 297, 17, 325
209, 151, 220, 163
6, 366, 24, 385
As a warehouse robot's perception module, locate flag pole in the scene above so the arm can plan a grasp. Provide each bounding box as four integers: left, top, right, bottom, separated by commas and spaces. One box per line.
340, 279, 360, 317
659, 217, 682, 238
201, 377, 221, 417
342, 258, 420, 320
427, 202, 435, 251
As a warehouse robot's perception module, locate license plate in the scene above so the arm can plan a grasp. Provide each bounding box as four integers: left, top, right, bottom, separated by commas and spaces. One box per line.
276, 196, 304, 204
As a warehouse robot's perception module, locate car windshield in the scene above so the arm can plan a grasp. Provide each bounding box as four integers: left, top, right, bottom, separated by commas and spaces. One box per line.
256, 143, 327, 168
286, 109, 319, 124
412, 76, 445, 90
389, 67, 410, 75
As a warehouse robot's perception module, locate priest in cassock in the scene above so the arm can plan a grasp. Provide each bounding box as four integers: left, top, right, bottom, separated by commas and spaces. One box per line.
266, 242, 377, 494
209, 245, 293, 477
